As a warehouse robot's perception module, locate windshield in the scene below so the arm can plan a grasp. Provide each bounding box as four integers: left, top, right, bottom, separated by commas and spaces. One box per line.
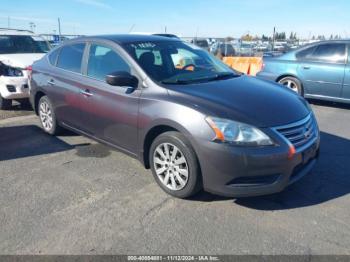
123, 41, 239, 85
0, 35, 50, 54
220, 44, 234, 52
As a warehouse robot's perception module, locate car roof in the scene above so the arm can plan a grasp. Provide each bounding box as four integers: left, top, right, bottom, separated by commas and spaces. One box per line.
77, 34, 181, 44
0, 28, 35, 36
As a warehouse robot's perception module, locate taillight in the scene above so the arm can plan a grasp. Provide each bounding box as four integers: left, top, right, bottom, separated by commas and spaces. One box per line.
26, 65, 32, 80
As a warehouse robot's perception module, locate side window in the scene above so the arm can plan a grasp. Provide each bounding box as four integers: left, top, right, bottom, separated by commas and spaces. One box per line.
48, 48, 60, 66
57, 43, 85, 73
311, 44, 346, 63
87, 44, 130, 81
296, 46, 317, 60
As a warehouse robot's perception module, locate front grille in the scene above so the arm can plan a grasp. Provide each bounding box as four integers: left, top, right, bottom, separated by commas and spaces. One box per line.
6, 85, 16, 92
275, 114, 318, 149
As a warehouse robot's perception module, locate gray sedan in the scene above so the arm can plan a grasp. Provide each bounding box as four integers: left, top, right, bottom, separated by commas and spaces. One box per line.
30, 35, 320, 198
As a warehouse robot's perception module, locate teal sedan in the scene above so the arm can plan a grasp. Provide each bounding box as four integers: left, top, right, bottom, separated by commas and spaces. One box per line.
257, 40, 350, 104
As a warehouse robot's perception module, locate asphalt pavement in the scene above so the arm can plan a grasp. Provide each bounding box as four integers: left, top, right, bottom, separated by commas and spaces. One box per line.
0, 102, 349, 255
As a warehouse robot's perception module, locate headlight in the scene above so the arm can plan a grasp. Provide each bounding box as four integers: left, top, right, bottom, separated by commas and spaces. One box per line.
7, 67, 23, 77
205, 117, 274, 146
0, 62, 23, 77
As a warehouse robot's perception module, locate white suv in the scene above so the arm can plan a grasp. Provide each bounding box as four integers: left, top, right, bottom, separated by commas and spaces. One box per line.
0, 29, 50, 109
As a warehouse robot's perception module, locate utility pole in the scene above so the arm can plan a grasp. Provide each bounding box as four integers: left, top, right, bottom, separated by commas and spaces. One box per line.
128, 24, 135, 33
272, 26, 276, 51
58, 18, 62, 42
165, 26, 167, 33
29, 22, 36, 32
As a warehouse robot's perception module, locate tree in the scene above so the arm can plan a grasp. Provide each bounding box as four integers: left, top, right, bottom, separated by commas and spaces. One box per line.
261, 34, 268, 41
289, 32, 294, 40
241, 34, 254, 41
275, 32, 286, 40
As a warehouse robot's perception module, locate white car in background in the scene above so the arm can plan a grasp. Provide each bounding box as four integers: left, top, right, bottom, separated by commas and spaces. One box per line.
0, 29, 50, 109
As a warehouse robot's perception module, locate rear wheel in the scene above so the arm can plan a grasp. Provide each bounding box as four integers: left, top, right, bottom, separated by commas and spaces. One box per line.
278, 76, 303, 95
149, 131, 202, 198
38, 96, 62, 135
0, 95, 12, 110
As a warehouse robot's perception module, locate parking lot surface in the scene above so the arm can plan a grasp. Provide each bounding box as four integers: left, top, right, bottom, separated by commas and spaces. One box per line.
0, 102, 349, 255
0, 101, 33, 120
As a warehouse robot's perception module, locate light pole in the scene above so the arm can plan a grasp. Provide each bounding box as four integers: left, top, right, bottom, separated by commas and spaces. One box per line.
29, 22, 36, 32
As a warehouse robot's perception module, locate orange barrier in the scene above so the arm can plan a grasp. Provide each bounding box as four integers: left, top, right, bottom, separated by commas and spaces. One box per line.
223, 56, 263, 76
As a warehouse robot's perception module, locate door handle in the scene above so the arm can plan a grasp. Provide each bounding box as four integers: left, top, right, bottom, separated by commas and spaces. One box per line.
47, 79, 55, 86
303, 66, 311, 70
79, 89, 93, 97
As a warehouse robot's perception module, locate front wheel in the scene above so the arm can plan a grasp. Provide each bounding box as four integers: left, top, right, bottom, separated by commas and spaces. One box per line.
38, 96, 62, 135
278, 76, 303, 95
149, 131, 202, 198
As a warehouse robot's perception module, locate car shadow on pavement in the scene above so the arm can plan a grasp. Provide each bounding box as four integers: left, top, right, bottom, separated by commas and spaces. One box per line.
308, 99, 350, 110
0, 125, 78, 161
192, 131, 350, 210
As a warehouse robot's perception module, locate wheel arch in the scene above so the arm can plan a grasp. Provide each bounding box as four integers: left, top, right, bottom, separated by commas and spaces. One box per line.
276, 74, 301, 83
141, 120, 195, 169
33, 91, 46, 115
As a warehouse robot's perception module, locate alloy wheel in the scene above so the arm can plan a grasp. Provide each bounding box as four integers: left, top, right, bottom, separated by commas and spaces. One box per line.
39, 100, 53, 131
279, 79, 299, 93
153, 143, 189, 191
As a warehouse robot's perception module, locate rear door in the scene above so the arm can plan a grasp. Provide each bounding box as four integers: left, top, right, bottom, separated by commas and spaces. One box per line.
297, 43, 346, 98
45, 42, 92, 133
342, 44, 350, 99
78, 42, 141, 154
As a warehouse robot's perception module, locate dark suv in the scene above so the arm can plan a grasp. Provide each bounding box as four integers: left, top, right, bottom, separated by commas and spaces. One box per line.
30, 35, 320, 198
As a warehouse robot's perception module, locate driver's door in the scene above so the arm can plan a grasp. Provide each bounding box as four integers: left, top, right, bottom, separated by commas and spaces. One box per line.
79, 42, 141, 154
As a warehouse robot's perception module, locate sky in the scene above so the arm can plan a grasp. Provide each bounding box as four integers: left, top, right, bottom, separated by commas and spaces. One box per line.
0, 0, 349, 39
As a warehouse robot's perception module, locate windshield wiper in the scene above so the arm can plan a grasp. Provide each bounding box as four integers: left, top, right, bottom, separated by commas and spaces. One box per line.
160, 79, 191, 85
207, 72, 240, 81
161, 73, 240, 85
161, 76, 213, 85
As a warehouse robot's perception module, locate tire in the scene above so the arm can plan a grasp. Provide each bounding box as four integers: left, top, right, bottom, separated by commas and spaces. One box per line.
278, 76, 303, 95
38, 96, 62, 135
149, 131, 202, 198
0, 95, 12, 110
19, 98, 32, 109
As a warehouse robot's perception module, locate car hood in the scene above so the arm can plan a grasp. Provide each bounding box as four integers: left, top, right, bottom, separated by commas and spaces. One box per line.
166, 76, 310, 127
0, 53, 45, 68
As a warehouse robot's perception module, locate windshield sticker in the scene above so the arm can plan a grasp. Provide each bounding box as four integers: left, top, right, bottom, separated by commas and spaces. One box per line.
131, 42, 156, 49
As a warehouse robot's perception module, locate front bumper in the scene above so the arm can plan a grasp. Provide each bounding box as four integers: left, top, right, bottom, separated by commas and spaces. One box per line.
196, 128, 320, 198
0, 76, 29, 99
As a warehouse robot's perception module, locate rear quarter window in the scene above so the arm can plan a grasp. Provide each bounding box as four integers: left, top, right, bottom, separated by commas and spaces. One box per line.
296, 46, 317, 60
48, 48, 60, 66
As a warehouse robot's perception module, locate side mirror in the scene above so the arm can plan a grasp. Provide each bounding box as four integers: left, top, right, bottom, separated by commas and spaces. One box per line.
106, 71, 139, 88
